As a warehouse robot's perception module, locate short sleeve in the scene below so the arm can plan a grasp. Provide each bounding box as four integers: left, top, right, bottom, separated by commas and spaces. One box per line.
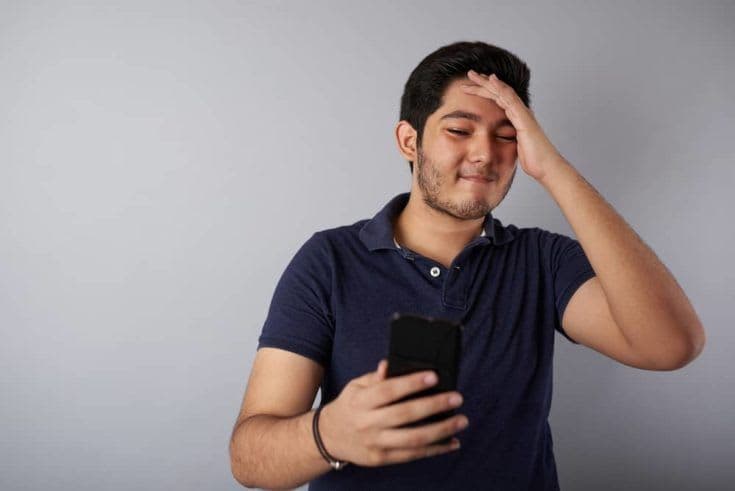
542, 230, 597, 344
256, 232, 334, 367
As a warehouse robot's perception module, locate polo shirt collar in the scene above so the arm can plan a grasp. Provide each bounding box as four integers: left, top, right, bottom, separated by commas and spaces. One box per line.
359, 192, 516, 252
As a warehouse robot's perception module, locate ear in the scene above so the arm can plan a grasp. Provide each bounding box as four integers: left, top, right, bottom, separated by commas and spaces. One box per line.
394, 120, 418, 162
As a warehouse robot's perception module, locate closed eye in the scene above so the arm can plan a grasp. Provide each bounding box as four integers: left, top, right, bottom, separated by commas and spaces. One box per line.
447, 129, 516, 141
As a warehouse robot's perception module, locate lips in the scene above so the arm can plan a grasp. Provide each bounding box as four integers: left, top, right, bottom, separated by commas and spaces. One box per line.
461, 175, 492, 183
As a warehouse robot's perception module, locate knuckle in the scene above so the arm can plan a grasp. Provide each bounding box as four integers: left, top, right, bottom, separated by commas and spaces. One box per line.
408, 399, 424, 416
344, 379, 358, 392
424, 446, 438, 458
451, 415, 467, 430
394, 404, 410, 421
393, 382, 408, 400
367, 449, 384, 466
354, 416, 370, 432
416, 371, 432, 386
347, 392, 362, 409
440, 421, 455, 436
414, 401, 430, 419
342, 383, 355, 396
438, 393, 452, 409
407, 432, 425, 447
377, 384, 394, 401
361, 413, 380, 433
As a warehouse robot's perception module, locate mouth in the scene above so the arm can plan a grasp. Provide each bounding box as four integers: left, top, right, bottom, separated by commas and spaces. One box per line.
460, 175, 493, 184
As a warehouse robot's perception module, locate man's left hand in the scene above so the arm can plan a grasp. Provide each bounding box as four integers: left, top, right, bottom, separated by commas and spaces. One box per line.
461, 69, 564, 182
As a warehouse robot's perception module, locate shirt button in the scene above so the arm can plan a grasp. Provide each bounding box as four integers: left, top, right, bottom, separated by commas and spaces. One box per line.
430, 266, 441, 277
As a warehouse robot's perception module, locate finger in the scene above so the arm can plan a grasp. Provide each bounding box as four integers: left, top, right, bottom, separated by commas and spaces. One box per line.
377, 359, 388, 380
361, 359, 386, 387
462, 79, 529, 129
466, 71, 519, 105
467, 70, 502, 92
381, 437, 461, 465
466, 81, 510, 109
363, 369, 439, 408
376, 413, 469, 449
371, 390, 463, 428
351, 359, 388, 387
484, 76, 525, 114
467, 69, 491, 82
468, 70, 503, 87
460, 84, 498, 100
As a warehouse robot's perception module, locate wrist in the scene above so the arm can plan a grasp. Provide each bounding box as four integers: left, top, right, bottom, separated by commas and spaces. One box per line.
315, 403, 346, 461
537, 156, 573, 189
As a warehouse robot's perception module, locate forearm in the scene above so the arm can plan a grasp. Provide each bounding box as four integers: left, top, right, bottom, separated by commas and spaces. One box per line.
539, 158, 705, 364
230, 409, 333, 489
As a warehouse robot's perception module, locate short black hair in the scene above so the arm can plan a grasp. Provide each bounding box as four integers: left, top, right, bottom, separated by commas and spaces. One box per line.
399, 41, 532, 174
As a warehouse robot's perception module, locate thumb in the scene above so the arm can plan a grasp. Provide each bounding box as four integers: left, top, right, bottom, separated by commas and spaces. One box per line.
353, 358, 388, 387
373, 358, 388, 382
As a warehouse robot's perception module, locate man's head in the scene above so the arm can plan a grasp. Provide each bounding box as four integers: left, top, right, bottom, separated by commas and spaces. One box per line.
395, 41, 531, 219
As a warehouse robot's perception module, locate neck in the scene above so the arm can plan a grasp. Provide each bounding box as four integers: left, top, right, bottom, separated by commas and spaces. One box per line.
393, 192, 486, 265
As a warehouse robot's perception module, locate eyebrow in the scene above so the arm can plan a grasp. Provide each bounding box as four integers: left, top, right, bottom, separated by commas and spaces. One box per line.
439, 110, 514, 128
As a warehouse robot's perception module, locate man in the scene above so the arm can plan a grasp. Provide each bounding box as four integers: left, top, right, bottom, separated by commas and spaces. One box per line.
229, 41, 705, 490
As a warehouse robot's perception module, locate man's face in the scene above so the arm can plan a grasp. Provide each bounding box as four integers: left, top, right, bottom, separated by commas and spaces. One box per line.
413, 77, 519, 220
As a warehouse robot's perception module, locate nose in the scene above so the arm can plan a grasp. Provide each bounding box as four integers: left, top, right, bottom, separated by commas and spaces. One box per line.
468, 134, 495, 165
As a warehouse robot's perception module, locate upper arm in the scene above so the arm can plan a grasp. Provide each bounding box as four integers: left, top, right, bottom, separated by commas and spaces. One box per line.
562, 276, 654, 369
232, 347, 325, 429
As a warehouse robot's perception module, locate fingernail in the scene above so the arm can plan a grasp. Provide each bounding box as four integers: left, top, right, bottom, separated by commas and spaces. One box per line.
457, 417, 469, 429
449, 394, 462, 406
468, 69, 476, 75
424, 372, 438, 385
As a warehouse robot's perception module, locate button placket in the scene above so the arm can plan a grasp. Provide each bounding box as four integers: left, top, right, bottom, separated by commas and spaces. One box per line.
442, 253, 473, 309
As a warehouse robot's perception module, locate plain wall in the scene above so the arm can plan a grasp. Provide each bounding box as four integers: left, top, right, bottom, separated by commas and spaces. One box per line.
1, 1, 733, 490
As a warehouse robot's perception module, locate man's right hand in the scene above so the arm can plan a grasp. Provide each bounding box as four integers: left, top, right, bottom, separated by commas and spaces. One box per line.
317, 359, 468, 467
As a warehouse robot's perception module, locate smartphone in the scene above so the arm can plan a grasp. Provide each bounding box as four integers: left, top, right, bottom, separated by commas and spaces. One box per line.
385, 312, 463, 445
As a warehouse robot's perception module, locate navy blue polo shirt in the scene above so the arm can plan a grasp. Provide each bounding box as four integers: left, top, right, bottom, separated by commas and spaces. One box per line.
257, 191, 596, 490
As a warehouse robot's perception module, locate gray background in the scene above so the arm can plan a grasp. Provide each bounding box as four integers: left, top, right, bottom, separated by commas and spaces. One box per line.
1, 1, 733, 490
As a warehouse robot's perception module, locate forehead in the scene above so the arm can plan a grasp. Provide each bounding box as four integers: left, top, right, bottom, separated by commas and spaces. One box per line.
429, 78, 513, 128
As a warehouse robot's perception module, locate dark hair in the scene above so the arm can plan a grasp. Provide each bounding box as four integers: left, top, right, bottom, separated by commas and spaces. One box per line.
399, 41, 532, 173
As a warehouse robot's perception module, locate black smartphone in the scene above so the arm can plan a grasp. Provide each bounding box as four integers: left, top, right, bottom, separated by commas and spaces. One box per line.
385, 312, 463, 445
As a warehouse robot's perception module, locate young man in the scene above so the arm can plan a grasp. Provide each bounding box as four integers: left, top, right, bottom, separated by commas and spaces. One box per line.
229, 41, 705, 490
